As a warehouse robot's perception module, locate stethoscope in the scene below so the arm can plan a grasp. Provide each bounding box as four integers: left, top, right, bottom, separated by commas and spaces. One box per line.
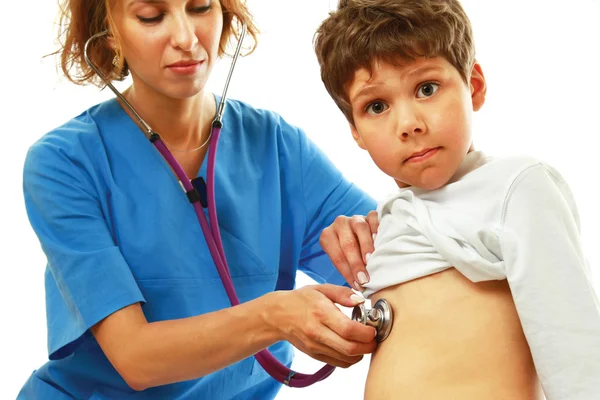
83, 23, 393, 388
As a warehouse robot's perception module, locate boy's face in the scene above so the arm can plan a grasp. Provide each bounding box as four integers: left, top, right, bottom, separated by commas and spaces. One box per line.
347, 56, 487, 190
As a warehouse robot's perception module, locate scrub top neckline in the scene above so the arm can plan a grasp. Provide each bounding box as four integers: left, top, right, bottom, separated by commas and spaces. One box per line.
105, 92, 224, 185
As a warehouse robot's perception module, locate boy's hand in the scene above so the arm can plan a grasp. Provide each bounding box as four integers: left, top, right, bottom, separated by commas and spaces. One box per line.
319, 211, 379, 292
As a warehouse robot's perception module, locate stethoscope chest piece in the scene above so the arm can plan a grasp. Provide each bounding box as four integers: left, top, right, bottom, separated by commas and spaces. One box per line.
352, 298, 393, 342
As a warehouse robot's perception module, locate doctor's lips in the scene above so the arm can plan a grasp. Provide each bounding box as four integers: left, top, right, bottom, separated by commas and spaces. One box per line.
166, 60, 202, 75
404, 147, 441, 163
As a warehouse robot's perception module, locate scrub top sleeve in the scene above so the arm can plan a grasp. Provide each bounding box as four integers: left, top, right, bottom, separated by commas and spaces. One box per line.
498, 163, 600, 399
23, 140, 145, 360
296, 130, 377, 286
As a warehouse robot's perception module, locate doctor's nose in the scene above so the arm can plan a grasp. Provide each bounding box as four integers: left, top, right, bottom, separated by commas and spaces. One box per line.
170, 16, 199, 51
394, 104, 426, 139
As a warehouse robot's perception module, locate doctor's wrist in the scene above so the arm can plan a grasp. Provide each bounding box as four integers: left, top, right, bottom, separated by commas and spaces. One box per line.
258, 291, 289, 343
256, 291, 286, 344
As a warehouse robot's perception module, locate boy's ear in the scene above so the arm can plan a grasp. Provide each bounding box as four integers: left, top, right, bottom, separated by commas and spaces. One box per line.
350, 124, 367, 150
469, 62, 487, 111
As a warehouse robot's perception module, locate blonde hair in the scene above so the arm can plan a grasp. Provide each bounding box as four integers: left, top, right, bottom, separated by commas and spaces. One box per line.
53, 0, 259, 87
314, 0, 476, 124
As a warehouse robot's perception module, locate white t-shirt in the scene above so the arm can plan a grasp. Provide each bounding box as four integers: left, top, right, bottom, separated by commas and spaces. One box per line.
364, 150, 600, 399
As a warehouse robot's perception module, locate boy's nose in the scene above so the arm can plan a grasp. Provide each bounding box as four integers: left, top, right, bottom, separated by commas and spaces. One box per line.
170, 15, 199, 51
395, 105, 425, 139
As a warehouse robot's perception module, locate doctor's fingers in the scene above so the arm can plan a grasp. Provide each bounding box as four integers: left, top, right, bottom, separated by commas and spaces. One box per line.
294, 322, 373, 364
294, 339, 363, 368
285, 321, 365, 366
323, 216, 372, 290
366, 210, 379, 238
313, 283, 366, 308
320, 226, 363, 291
307, 320, 377, 360
322, 310, 378, 347
319, 232, 355, 290
302, 286, 376, 350
345, 212, 379, 290
308, 353, 363, 369
347, 214, 376, 269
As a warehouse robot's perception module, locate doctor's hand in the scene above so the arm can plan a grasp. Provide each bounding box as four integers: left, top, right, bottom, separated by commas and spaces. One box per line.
268, 284, 377, 368
320, 211, 379, 292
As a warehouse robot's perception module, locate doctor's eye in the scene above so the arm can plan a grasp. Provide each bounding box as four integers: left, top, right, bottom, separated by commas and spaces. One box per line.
137, 13, 165, 24
189, 0, 212, 14
365, 101, 389, 115
189, 4, 212, 14
416, 82, 440, 98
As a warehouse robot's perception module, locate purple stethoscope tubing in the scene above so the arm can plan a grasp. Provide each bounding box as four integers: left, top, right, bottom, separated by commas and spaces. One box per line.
84, 23, 334, 388
153, 128, 335, 387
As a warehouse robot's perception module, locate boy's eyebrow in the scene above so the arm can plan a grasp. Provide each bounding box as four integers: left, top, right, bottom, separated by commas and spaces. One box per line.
351, 85, 384, 103
406, 65, 445, 78
350, 65, 445, 102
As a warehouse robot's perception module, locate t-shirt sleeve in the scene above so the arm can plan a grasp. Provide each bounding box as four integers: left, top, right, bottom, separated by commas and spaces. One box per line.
23, 137, 145, 360
295, 129, 377, 286
498, 162, 600, 399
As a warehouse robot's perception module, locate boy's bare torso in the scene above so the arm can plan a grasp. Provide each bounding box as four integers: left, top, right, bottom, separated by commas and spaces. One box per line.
365, 268, 543, 400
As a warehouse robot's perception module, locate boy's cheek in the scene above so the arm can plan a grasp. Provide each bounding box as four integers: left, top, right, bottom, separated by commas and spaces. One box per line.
349, 123, 368, 150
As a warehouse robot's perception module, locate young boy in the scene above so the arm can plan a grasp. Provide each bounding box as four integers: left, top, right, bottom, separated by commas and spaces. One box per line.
315, 0, 600, 399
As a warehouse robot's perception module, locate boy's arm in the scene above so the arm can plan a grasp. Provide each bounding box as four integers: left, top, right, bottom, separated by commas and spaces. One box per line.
499, 163, 600, 399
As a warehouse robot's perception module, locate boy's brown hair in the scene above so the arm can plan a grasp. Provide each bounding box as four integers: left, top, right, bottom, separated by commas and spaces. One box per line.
314, 0, 476, 125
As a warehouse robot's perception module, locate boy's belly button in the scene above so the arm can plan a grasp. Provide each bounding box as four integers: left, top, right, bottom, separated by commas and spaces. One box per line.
364, 267, 542, 400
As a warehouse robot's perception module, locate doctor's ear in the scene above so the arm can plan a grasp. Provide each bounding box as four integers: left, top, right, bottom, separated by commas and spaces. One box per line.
350, 124, 367, 150
105, 34, 117, 51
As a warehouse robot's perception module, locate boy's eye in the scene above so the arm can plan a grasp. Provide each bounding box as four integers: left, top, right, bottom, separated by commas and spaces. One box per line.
365, 101, 389, 115
417, 82, 440, 98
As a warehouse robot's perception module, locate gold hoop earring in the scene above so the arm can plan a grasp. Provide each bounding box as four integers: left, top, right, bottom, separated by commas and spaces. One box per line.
112, 54, 120, 68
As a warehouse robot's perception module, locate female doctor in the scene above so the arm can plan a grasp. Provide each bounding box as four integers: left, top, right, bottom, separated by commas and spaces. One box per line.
17, 0, 380, 398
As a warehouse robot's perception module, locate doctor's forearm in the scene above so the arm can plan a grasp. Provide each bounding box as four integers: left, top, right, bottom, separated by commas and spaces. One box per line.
97, 293, 283, 391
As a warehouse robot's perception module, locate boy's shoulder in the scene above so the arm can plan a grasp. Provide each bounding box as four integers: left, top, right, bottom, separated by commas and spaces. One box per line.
482, 153, 543, 174
433, 152, 554, 207
482, 153, 568, 188
477, 153, 575, 211
477, 153, 551, 187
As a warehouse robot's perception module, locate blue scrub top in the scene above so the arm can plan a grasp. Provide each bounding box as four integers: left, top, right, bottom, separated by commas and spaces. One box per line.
18, 97, 376, 399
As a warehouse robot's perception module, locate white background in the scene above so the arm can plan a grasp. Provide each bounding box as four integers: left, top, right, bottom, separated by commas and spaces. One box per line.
2, 0, 599, 398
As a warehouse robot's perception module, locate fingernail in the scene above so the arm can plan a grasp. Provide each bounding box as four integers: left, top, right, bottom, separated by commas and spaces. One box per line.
357, 271, 369, 285
365, 252, 372, 263
353, 281, 365, 292
372, 233, 377, 241
350, 294, 365, 304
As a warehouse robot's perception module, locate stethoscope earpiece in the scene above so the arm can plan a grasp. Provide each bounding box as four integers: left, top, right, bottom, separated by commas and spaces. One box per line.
352, 298, 393, 342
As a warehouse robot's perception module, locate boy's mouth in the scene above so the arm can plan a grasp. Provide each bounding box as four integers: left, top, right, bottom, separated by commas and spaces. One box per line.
404, 147, 441, 163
